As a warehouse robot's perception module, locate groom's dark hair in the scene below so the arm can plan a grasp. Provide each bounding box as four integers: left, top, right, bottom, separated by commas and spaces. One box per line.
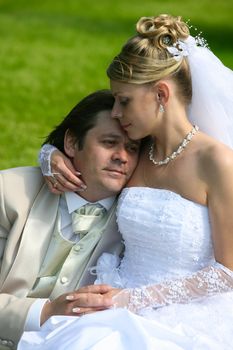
43, 89, 114, 152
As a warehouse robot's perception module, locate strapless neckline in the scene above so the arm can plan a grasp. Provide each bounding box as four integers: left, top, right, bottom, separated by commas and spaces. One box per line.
122, 186, 206, 209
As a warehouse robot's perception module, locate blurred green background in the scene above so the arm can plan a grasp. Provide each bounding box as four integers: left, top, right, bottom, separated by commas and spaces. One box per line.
1, 0, 233, 169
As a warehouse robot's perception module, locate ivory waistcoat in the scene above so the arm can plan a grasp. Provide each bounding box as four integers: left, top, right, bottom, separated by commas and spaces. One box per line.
28, 210, 108, 300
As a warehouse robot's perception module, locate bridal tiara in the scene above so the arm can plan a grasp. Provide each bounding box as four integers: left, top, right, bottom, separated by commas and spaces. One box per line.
164, 34, 209, 61
162, 20, 210, 62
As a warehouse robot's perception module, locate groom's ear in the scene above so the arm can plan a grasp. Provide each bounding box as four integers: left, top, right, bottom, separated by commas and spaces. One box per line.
64, 129, 78, 157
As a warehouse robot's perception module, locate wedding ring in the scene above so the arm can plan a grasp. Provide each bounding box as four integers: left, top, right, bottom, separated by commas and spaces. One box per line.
50, 173, 59, 188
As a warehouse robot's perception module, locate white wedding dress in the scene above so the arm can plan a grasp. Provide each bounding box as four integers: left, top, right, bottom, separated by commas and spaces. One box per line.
18, 187, 233, 350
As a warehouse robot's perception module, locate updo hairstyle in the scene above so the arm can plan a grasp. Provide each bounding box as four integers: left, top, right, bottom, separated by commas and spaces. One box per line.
107, 14, 192, 105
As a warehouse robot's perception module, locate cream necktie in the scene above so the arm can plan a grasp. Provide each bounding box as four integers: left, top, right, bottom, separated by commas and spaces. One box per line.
71, 203, 106, 239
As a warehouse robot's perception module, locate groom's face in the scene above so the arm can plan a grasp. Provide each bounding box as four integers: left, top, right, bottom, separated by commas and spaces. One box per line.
65, 110, 140, 201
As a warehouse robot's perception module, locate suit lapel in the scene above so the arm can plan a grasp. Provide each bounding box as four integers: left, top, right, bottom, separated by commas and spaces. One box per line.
1, 184, 60, 294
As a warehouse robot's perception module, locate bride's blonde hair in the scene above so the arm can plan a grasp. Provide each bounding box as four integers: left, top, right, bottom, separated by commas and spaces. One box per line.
107, 14, 192, 105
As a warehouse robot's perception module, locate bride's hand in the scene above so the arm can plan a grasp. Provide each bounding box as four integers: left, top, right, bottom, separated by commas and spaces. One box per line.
64, 285, 124, 316
65, 284, 115, 315
45, 150, 87, 194
41, 284, 115, 324
69, 286, 131, 314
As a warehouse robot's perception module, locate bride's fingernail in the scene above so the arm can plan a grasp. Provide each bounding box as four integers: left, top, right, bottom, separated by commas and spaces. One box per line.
72, 307, 81, 313
66, 295, 74, 300
76, 171, 81, 176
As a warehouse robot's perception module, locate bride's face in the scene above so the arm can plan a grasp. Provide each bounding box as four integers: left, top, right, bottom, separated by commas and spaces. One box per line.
110, 80, 160, 140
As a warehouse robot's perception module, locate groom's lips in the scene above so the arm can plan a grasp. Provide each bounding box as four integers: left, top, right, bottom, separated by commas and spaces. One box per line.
104, 168, 126, 177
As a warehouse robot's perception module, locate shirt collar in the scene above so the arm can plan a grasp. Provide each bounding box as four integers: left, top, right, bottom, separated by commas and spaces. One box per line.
64, 191, 116, 214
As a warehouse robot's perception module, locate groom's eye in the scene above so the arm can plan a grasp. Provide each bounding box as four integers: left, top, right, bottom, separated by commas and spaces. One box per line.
126, 142, 140, 154
102, 139, 117, 147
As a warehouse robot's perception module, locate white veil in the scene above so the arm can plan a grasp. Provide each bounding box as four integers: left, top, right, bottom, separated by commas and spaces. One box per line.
185, 36, 233, 148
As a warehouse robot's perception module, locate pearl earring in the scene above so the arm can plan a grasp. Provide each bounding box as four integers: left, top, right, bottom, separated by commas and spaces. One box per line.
159, 104, 165, 113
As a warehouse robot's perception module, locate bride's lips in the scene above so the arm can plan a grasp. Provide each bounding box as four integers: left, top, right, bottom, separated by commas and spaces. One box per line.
121, 123, 131, 130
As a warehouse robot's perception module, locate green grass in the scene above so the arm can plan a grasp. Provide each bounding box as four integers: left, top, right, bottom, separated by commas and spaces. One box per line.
1, 0, 233, 169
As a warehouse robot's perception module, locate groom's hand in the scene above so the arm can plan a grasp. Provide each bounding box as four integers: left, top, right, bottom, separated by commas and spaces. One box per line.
40, 284, 114, 325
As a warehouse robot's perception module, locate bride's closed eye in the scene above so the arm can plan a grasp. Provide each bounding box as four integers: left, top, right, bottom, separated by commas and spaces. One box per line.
119, 97, 130, 106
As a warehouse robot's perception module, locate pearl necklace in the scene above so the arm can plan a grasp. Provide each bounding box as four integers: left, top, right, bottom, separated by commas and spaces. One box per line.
149, 125, 199, 166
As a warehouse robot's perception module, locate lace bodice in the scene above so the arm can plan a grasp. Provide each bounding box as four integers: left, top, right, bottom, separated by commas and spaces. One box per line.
116, 187, 214, 287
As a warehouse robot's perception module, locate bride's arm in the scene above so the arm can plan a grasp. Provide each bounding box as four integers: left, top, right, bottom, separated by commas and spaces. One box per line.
112, 263, 233, 313
38, 143, 86, 193
64, 263, 233, 316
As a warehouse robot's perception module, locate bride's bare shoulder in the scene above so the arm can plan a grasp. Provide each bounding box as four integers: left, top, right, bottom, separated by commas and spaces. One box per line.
198, 134, 233, 183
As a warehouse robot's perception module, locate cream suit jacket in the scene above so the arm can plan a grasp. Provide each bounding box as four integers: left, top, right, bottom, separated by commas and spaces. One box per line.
0, 166, 122, 349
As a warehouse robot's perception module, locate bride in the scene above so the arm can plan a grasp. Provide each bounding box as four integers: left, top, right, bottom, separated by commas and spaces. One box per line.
19, 14, 233, 349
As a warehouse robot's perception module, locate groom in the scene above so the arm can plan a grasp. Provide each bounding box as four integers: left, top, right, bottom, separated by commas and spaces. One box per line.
0, 90, 139, 349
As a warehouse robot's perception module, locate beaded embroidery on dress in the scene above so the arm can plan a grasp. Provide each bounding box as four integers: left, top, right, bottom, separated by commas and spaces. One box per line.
115, 187, 213, 286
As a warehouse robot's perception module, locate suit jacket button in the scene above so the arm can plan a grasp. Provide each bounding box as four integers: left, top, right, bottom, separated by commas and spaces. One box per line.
61, 276, 68, 284
1, 340, 8, 346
